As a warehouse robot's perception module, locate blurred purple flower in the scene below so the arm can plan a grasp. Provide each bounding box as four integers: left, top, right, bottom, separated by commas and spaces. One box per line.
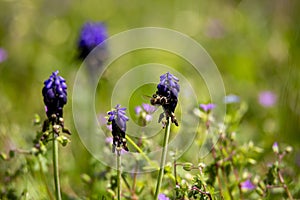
158, 193, 170, 200
135, 103, 156, 123
135, 106, 142, 115
224, 94, 240, 104
258, 91, 277, 107
241, 179, 255, 190
105, 137, 113, 144
78, 22, 108, 59
0, 48, 7, 63
142, 103, 156, 113
272, 142, 279, 153
200, 103, 215, 112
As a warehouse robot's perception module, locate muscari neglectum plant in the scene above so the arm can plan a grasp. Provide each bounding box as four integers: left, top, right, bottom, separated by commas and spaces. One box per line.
107, 104, 129, 200
41, 70, 71, 200
150, 72, 180, 199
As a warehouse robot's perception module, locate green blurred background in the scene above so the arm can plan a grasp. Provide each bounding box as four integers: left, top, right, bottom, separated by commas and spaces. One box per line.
0, 0, 300, 199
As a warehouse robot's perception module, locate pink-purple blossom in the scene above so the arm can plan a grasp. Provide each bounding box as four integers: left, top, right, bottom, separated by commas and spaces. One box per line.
258, 91, 277, 107
199, 103, 216, 112
241, 179, 255, 190
158, 193, 170, 200
0, 48, 7, 63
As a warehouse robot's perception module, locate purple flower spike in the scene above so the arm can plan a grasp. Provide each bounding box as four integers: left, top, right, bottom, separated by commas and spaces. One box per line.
0, 48, 8, 63
241, 179, 255, 190
151, 72, 180, 126
258, 91, 277, 107
42, 70, 67, 118
200, 103, 215, 112
107, 105, 129, 152
78, 22, 108, 58
158, 193, 170, 200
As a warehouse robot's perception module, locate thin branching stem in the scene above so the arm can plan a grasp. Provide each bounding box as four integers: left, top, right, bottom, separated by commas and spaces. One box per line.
154, 117, 171, 199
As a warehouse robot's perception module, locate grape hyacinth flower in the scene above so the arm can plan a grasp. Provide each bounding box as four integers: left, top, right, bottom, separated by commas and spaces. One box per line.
78, 22, 108, 59
42, 71, 67, 120
107, 104, 129, 153
150, 72, 180, 126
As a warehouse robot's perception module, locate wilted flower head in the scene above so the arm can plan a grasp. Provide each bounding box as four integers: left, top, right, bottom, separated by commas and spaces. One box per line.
78, 22, 108, 58
241, 179, 255, 191
199, 103, 215, 112
258, 91, 277, 107
151, 72, 180, 126
0, 48, 7, 63
158, 193, 170, 200
42, 70, 67, 119
107, 104, 129, 152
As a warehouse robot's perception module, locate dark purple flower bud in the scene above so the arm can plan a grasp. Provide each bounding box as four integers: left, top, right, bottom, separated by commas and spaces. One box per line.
107, 104, 129, 152
241, 179, 255, 190
199, 103, 215, 112
78, 22, 108, 59
42, 70, 67, 119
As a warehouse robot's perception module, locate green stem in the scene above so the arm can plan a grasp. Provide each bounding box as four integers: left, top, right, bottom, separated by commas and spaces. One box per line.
53, 133, 62, 200
117, 150, 121, 200
125, 135, 159, 170
154, 117, 171, 199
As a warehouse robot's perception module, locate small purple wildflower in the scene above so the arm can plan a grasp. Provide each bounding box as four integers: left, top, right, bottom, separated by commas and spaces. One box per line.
142, 103, 156, 114
199, 103, 215, 112
78, 22, 108, 58
42, 71, 67, 119
107, 104, 129, 152
258, 91, 277, 107
241, 179, 255, 190
158, 193, 170, 200
135, 103, 156, 125
272, 142, 279, 154
135, 106, 142, 115
0, 48, 7, 63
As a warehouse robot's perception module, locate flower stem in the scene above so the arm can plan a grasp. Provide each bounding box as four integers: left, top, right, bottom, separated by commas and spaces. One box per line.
53, 132, 62, 200
117, 150, 121, 200
154, 117, 171, 199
